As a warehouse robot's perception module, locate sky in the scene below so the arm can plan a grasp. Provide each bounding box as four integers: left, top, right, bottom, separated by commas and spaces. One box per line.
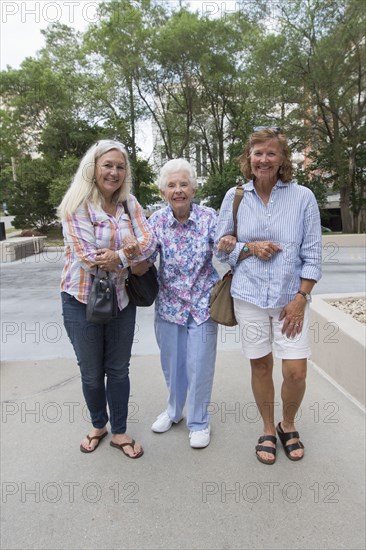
1, 1, 104, 69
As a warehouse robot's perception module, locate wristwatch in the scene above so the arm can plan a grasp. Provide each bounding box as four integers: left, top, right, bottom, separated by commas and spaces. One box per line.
297, 290, 311, 302
242, 244, 250, 254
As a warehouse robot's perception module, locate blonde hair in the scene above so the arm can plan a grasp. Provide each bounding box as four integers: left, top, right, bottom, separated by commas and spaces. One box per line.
58, 140, 132, 218
157, 158, 198, 191
238, 128, 293, 183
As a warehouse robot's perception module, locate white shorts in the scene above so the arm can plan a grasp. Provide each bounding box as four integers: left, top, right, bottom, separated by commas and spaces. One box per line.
234, 299, 311, 360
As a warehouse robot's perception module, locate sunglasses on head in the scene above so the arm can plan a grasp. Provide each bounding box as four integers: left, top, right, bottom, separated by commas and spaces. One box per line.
253, 126, 282, 133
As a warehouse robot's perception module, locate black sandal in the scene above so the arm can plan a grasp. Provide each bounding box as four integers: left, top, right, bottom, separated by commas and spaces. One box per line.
276, 422, 304, 461
255, 435, 277, 465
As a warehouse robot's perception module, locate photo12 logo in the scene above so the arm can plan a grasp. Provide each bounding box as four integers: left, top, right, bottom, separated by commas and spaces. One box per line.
201, 481, 340, 504
1, 1, 143, 25
2, 481, 139, 504
1, 2, 100, 24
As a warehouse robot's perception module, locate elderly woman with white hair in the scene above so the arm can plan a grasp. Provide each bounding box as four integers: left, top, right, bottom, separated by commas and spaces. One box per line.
59, 139, 156, 458
148, 159, 219, 448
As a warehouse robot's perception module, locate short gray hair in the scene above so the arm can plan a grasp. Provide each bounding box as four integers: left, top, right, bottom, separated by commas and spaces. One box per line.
157, 159, 198, 191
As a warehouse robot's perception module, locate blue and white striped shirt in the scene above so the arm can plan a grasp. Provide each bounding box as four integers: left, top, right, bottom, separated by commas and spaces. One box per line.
215, 180, 322, 309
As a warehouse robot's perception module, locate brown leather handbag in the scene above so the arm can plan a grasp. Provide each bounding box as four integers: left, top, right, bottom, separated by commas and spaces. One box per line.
210, 186, 244, 326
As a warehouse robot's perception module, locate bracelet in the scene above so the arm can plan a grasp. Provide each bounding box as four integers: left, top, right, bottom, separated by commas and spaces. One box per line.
297, 290, 310, 301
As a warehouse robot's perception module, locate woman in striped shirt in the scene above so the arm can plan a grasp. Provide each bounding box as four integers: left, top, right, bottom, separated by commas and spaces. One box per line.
215, 127, 322, 465
59, 140, 156, 458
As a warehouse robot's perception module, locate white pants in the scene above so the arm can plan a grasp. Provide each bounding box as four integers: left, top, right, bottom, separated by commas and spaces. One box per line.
155, 313, 218, 431
234, 299, 311, 360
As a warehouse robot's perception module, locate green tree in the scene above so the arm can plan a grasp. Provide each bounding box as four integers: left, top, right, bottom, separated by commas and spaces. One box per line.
2, 0, 364, 231
138, 7, 261, 176
275, 0, 366, 232
83, 0, 166, 199
7, 157, 57, 231
131, 158, 160, 206
198, 161, 243, 210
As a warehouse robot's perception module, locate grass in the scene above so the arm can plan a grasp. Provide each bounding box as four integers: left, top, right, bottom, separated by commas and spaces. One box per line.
44, 226, 64, 247
5, 225, 64, 246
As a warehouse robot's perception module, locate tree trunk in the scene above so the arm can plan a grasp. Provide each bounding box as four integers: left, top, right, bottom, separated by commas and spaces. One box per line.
128, 77, 140, 200
348, 142, 359, 234
339, 185, 353, 233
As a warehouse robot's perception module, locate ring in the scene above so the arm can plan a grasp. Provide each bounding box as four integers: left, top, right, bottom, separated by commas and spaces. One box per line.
268, 253, 272, 258
295, 323, 300, 327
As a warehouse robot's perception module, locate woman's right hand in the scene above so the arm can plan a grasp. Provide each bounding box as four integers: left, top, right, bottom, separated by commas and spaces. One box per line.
130, 260, 151, 276
251, 241, 282, 261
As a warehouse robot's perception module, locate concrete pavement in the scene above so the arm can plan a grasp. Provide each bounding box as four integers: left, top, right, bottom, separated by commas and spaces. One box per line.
1, 247, 365, 549
2, 353, 365, 550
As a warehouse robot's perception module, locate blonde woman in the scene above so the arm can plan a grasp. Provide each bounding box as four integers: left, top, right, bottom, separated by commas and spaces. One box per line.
59, 140, 156, 458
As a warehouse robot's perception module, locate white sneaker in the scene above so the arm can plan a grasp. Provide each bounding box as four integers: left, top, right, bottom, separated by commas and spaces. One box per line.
189, 426, 211, 448
151, 411, 182, 433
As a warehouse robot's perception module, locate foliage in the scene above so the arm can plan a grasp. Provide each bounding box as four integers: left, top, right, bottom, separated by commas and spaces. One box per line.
294, 166, 328, 209
6, 158, 57, 230
48, 157, 81, 208
1, 0, 365, 231
274, 0, 366, 232
130, 158, 160, 207
197, 161, 243, 211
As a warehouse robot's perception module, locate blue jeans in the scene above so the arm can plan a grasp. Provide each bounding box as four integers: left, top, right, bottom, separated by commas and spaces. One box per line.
61, 292, 136, 434
155, 313, 218, 431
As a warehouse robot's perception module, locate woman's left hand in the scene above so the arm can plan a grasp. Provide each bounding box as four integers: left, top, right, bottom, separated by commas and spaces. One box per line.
94, 248, 120, 272
279, 297, 306, 338
122, 235, 141, 261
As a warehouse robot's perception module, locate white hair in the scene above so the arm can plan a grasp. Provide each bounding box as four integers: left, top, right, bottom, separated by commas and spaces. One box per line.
157, 158, 198, 191
58, 140, 132, 218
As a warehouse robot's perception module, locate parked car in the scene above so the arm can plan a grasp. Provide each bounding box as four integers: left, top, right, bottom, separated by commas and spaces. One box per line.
144, 202, 165, 218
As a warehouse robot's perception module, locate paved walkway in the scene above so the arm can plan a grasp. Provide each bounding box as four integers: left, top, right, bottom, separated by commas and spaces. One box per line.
1, 250, 365, 549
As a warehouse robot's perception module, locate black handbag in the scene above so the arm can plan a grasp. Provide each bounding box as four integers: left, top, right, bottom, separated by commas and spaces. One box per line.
125, 264, 159, 307
122, 199, 159, 307
86, 269, 118, 323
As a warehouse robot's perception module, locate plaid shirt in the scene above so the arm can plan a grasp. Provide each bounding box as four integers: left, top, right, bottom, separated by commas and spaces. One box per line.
60, 195, 157, 309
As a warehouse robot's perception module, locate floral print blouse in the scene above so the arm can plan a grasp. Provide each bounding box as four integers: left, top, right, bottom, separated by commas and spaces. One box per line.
148, 203, 219, 325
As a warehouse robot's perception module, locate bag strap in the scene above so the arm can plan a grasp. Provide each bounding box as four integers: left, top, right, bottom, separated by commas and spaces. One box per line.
232, 185, 244, 237
122, 199, 136, 238
122, 199, 130, 219
84, 205, 106, 279
122, 199, 136, 277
